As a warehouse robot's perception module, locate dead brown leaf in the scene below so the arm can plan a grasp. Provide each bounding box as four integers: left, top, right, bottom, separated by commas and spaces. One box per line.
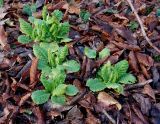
136, 53, 154, 69
0, 25, 10, 50
85, 109, 100, 124
133, 93, 151, 116
62, 3, 80, 14
30, 58, 38, 88
128, 51, 139, 73
97, 92, 122, 110
143, 84, 155, 100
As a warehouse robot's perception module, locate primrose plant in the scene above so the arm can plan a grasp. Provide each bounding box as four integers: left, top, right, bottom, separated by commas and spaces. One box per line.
18, 6, 71, 44
18, 7, 80, 105
31, 44, 80, 105
86, 60, 136, 94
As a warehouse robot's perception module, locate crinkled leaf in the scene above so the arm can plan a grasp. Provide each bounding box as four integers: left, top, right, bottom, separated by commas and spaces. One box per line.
33, 44, 48, 60
128, 21, 139, 31
52, 84, 67, 96
37, 59, 49, 70
23, 4, 37, 16
84, 47, 96, 59
19, 18, 33, 36
42, 6, 47, 20
66, 85, 79, 96
99, 48, 110, 59
119, 73, 136, 84
105, 83, 124, 94
63, 60, 80, 73
114, 60, 129, 77
98, 61, 112, 82
18, 35, 32, 44
48, 68, 66, 89
56, 46, 68, 65
57, 22, 70, 39
31, 90, 50, 104
86, 78, 106, 92
80, 10, 91, 23
51, 95, 66, 105
52, 10, 63, 21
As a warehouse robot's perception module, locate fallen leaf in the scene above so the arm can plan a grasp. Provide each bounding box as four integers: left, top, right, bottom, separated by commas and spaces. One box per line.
133, 93, 151, 115
0, 25, 10, 50
97, 92, 122, 110
85, 109, 101, 124
30, 57, 38, 88
143, 84, 155, 100
128, 51, 139, 73
136, 53, 154, 69
62, 3, 80, 14
115, 27, 137, 45
131, 104, 149, 124
66, 106, 84, 124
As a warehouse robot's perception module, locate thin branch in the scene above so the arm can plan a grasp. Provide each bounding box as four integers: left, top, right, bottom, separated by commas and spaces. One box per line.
103, 110, 116, 124
126, 0, 160, 53
125, 79, 153, 90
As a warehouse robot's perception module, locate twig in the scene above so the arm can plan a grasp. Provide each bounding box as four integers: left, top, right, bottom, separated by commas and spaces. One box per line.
103, 110, 116, 124
66, 89, 87, 105
125, 79, 153, 90
126, 0, 160, 53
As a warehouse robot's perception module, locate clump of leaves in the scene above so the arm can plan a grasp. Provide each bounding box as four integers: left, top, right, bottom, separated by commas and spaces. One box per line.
80, 10, 91, 23
128, 21, 139, 31
84, 47, 110, 59
23, 3, 37, 16
31, 44, 80, 105
18, 7, 71, 44
86, 60, 136, 94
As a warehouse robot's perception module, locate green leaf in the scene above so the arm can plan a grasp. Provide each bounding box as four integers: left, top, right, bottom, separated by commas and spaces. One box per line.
51, 10, 63, 21
51, 95, 66, 105
37, 59, 49, 70
19, 18, 33, 36
18, 35, 32, 44
118, 73, 136, 84
105, 83, 124, 94
86, 78, 106, 92
48, 68, 66, 90
0, 0, 3, 7
56, 46, 68, 65
114, 60, 129, 77
80, 10, 91, 23
31, 90, 50, 104
98, 61, 112, 82
33, 44, 48, 60
61, 38, 72, 42
128, 21, 139, 31
157, 9, 160, 17
57, 22, 70, 39
42, 6, 47, 20
63, 60, 80, 73
84, 47, 97, 59
40, 42, 59, 53
66, 85, 79, 96
23, 4, 37, 16
52, 84, 67, 96
99, 48, 110, 59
